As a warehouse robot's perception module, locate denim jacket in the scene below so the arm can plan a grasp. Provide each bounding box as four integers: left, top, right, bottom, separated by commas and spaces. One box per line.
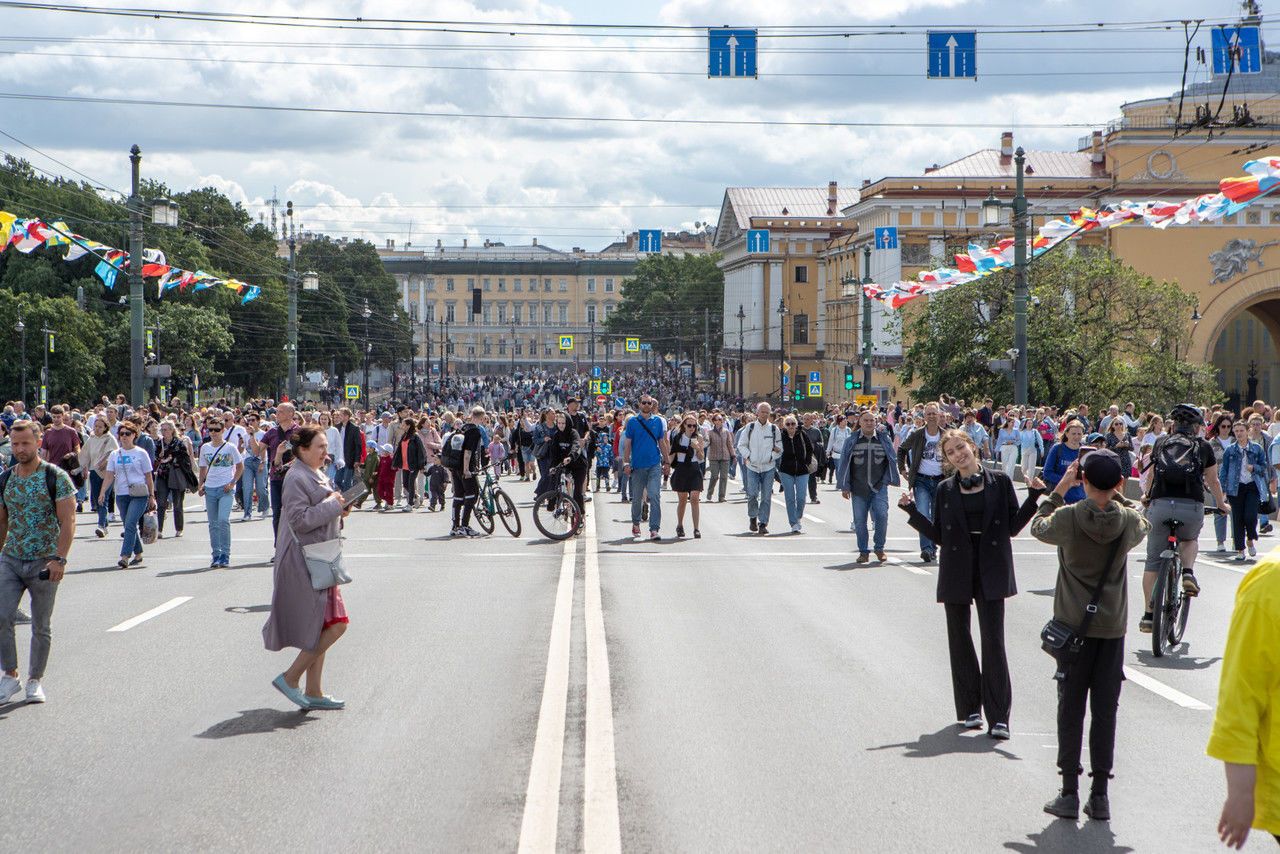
1219, 441, 1270, 498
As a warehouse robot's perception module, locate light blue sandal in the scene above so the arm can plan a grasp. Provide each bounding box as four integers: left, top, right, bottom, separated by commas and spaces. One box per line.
271, 674, 309, 710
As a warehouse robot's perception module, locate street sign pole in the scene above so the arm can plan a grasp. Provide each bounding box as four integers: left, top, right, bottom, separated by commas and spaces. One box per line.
862, 245, 874, 393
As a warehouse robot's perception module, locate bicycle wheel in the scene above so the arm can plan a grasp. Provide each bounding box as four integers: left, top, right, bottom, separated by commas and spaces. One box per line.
1150, 560, 1174, 657
1169, 582, 1191, 647
533, 492, 581, 541
474, 499, 495, 534
493, 488, 522, 538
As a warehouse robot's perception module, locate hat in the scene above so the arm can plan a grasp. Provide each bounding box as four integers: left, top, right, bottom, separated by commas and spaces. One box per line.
567, 396, 581, 404
1080, 448, 1124, 490
1086, 433, 1105, 445
380, 443, 393, 454
380, 411, 393, 419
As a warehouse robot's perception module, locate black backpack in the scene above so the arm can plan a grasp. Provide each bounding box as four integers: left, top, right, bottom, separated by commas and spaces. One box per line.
0, 463, 62, 513
441, 427, 474, 470
1153, 433, 1202, 488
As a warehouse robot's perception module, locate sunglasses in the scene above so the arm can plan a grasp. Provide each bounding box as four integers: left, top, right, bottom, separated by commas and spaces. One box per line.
117, 430, 135, 437
208, 425, 223, 431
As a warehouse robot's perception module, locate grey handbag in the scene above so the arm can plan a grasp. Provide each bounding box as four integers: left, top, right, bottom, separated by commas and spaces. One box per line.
288, 523, 351, 591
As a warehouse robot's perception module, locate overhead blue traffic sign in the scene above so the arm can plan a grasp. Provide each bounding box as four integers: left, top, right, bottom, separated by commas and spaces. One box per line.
927, 31, 976, 79
746, 229, 770, 252
781, 375, 789, 386
592, 365, 602, 377
639, 342, 652, 351
808, 371, 820, 383
1211, 26, 1261, 75
708, 28, 757, 78
637, 229, 661, 252
874, 227, 898, 250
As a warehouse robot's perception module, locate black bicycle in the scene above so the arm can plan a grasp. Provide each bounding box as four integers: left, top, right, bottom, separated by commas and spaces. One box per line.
1150, 507, 1222, 657
532, 462, 582, 541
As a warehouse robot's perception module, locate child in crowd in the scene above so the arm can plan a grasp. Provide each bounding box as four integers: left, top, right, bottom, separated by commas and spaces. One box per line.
357, 439, 381, 509
594, 430, 613, 492
376, 443, 396, 510
487, 436, 507, 477
425, 459, 448, 511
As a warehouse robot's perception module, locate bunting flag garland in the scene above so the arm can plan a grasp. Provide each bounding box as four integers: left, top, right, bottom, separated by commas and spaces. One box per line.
865, 157, 1280, 309
0, 210, 262, 304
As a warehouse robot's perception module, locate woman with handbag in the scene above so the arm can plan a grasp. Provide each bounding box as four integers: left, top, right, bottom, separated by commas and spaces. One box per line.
1220, 420, 1269, 562
98, 422, 156, 569
777, 414, 815, 534
263, 426, 352, 711
154, 420, 195, 538
80, 416, 118, 538
898, 428, 1045, 739
667, 413, 705, 538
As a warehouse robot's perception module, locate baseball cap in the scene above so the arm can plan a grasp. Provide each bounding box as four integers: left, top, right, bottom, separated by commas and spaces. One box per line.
1086, 433, 1105, 445
1080, 448, 1124, 490
567, 396, 581, 404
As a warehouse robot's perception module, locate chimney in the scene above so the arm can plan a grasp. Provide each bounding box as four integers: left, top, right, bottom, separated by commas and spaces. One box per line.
436, 239, 442, 249
462, 238, 467, 248
532, 237, 538, 246
1000, 131, 1013, 158
827, 180, 838, 215
861, 178, 871, 188
1090, 130, 1104, 164
388, 238, 395, 249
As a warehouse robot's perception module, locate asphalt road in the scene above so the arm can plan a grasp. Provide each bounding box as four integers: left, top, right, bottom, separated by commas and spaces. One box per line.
0, 471, 1269, 853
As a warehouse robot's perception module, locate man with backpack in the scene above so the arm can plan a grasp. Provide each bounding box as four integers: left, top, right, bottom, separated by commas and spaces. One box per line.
441, 406, 486, 538
0, 421, 76, 705
1139, 403, 1228, 633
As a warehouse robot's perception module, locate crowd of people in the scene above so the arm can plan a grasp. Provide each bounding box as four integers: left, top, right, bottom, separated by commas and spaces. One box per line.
0, 385, 1276, 846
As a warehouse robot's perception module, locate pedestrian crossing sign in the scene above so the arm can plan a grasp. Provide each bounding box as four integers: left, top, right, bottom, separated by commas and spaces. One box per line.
345, 384, 360, 400
560, 335, 573, 350
590, 380, 601, 394
808, 382, 822, 397
625, 337, 640, 352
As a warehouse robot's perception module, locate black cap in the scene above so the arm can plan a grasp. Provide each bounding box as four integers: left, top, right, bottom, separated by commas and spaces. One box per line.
1081, 448, 1124, 490
567, 396, 581, 404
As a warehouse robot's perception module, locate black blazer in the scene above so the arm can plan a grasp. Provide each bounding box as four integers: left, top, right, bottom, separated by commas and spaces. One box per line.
392, 433, 428, 472
338, 421, 364, 468
901, 468, 1042, 604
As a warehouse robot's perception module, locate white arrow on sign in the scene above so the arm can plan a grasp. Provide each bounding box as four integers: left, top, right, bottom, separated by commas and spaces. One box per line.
946, 35, 957, 77
727, 35, 738, 75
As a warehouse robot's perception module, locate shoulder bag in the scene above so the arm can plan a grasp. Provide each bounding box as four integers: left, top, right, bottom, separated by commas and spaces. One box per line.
1040, 534, 1125, 681
289, 519, 351, 591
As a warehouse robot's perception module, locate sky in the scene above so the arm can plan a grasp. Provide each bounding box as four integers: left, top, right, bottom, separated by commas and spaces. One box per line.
0, 0, 1269, 252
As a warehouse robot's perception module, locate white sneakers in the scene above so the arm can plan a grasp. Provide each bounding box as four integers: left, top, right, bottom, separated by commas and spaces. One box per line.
1248, 541, 1257, 557
25, 679, 44, 703
0, 675, 47, 704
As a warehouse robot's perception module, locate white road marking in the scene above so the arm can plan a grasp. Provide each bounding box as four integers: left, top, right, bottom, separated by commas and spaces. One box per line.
1122, 666, 1212, 711
583, 512, 622, 854
106, 597, 193, 632
516, 538, 577, 854
884, 556, 932, 576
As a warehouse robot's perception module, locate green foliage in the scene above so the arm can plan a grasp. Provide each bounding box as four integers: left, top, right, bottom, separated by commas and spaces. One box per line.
893, 251, 1219, 411
0, 290, 106, 403
604, 253, 724, 360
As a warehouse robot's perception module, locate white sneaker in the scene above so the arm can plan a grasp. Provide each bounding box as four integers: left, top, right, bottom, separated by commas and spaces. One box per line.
258, 510, 269, 519
792, 523, 801, 533
24, 679, 44, 703
1248, 541, 1257, 557
0, 674, 20, 703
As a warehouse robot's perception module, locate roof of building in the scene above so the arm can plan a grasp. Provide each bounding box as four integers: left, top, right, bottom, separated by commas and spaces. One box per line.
922, 149, 1105, 179
722, 187, 861, 229
378, 243, 569, 261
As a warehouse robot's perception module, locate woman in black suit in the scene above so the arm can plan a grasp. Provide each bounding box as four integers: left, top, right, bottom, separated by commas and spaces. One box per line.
898, 428, 1045, 740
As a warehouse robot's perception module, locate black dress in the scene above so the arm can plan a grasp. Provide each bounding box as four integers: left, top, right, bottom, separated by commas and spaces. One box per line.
668, 430, 703, 493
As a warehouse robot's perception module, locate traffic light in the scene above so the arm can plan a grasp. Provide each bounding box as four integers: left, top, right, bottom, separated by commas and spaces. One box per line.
794, 389, 803, 402
852, 379, 863, 390
844, 365, 855, 391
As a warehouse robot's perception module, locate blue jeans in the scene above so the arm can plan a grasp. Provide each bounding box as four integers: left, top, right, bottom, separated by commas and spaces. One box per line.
334, 463, 355, 492
115, 493, 147, 558
205, 487, 235, 561
90, 470, 112, 528
241, 456, 269, 516
778, 472, 808, 527
850, 488, 890, 554
913, 476, 940, 553
742, 467, 775, 526
629, 464, 662, 532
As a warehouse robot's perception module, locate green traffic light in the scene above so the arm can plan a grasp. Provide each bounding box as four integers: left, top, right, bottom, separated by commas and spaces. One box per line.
845, 380, 854, 390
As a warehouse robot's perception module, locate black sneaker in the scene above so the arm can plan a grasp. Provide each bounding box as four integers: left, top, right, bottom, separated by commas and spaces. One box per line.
1043, 791, 1079, 819
749, 517, 758, 532
758, 524, 768, 535
921, 549, 935, 563
676, 526, 685, 538
990, 723, 1010, 740
1082, 793, 1110, 821
1181, 570, 1200, 596
1139, 612, 1153, 633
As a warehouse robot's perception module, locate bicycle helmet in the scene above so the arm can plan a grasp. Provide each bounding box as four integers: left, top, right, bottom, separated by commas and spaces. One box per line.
1168, 403, 1204, 426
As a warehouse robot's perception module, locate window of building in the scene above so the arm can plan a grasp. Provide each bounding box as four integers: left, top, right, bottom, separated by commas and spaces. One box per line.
544, 278, 552, 291
795, 265, 808, 283
605, 278, 614, 292
513, 277, 522, 291
497, 303, 506, 323
586, 277, 596, 293
1271, 211, 1280, 224
586, 304, 597, 323
468, 345, 475, 357
426, 303, 435, 322
1247, 211, 1261, 225
498, 340, 506, 355
445, 303, 456, 322
409, 303, 419, 322
483, 277, 491, 291
426, 277, 436, 292
558, 278, 568, 292
514, 341, 522, 355
482, 305, 492, 324
544, 342, 553, 356
512, 304, 522, 324
544, 305, 553, 324
498, 277, 505, 291
558, 305, 568, 325
792, 314, 809, 345
445, 277, 455, 291
483, 339, 492, 355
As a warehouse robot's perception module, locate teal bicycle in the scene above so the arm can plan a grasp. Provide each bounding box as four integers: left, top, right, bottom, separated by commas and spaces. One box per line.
473, 466, 521, 537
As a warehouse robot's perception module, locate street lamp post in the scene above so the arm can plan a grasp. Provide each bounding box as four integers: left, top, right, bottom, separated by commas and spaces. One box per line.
776, 298, 789, 401
861, 246, 874, 394
14, 305, 26, 407
736, 304, 745, 399
125, 144, 180, 406
361, 299, 371, 411
510, 322, 516, 374
982, 146, 1029, 405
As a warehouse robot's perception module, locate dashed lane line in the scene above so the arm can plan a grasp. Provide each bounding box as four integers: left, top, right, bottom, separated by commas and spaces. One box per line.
1122, 666, 1212, 711
106, 597, 194, 632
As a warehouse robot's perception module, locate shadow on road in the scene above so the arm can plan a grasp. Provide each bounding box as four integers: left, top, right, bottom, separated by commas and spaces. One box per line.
64, 564, 135, 575
1028, 588, 1055, 597
824, 561, 885, 572
1131, 649, 1222, 671
868, 725, 1020, 760
1003, 817, 1134, 853
195, 708, 314, 739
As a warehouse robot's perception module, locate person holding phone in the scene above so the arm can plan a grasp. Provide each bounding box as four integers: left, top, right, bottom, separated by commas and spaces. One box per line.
668, 414, 705, 538
197, 419, 244, 569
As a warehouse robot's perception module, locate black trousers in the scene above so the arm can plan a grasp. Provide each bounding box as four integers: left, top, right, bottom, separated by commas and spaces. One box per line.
155, 481, 185, 534
401, 469, 420, 506
1056, 635, 1124, 785
943, 595, 1011, 727
1231, 482, 1260, 551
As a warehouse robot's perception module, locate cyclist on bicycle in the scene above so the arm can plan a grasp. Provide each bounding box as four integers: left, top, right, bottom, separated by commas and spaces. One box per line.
441, 406, 487, 538
1139, 403, 1228, 632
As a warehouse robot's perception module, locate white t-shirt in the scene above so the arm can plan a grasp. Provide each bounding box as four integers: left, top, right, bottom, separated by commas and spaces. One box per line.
106, 447, 153, 492
1141, 431, 1162, 449
224, 425, 250, 457
199, 441, 244, 489
326, 426, 342, 466
917, 429, 944, 477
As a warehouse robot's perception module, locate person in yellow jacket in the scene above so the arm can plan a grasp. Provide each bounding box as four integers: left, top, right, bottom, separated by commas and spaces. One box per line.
1207, 552, 1280, 849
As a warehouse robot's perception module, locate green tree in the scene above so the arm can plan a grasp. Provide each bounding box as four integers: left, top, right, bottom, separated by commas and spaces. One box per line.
605, 253, 724, 364
892, 251, 1219, 411
0, 290, 106, 405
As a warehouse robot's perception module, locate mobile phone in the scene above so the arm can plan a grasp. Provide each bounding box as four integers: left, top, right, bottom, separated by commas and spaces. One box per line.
38, 567, 51, 581
341, 483, 369, 507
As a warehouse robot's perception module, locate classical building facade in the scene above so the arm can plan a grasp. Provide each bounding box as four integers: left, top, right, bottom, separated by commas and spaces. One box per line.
380, 232, 711, 376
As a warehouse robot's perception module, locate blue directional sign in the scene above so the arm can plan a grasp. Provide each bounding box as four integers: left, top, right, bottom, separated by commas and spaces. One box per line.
637, 229, 661, 252
874, 227, 898, 250
708, 28, 757, 78
781, 375, 790, 386
746, 229, 770, 252
639, 342, 652, 351
1211, 26, 1262, 75
808, 371, 820, 383
592, 365, 602, 377
927, 31, 976, 79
